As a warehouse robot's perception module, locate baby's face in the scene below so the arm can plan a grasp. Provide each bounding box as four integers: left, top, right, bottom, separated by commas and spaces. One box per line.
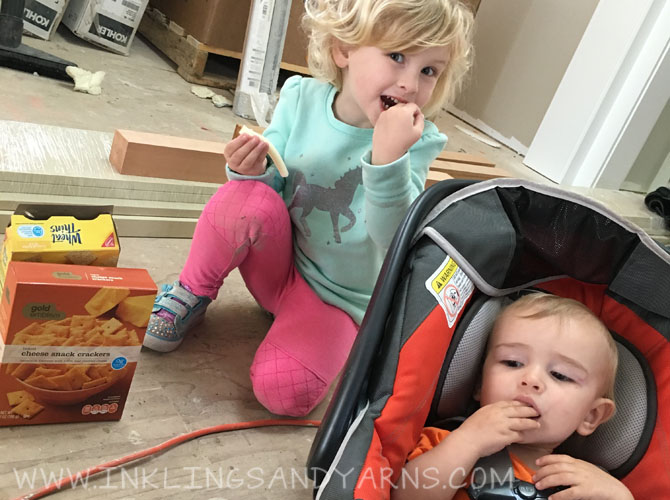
478, 311, 613, 448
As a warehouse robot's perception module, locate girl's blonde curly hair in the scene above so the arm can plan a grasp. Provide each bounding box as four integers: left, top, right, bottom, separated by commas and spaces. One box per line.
302, 0, 474, 119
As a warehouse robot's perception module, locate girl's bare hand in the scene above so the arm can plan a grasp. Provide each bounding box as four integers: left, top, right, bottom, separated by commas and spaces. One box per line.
371, 103, 424, 165
224, 133, 270, 176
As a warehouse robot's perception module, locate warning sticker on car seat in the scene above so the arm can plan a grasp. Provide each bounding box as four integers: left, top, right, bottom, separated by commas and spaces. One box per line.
426, 255, 475, 327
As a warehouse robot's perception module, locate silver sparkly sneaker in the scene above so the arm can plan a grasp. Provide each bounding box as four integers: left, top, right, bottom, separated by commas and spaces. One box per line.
143, 281, 212, 352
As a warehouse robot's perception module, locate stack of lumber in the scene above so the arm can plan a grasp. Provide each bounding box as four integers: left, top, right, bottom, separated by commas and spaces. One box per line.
425, 150, 511, 187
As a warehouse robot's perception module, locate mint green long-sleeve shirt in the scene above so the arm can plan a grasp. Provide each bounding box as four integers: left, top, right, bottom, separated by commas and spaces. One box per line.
227, 76, 446, 324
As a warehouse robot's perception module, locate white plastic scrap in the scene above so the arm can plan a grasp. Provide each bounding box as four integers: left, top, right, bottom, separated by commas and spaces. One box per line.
66, 66, 106, 96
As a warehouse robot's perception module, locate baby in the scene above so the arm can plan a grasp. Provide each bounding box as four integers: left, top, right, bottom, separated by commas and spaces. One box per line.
393, 292, 633, 500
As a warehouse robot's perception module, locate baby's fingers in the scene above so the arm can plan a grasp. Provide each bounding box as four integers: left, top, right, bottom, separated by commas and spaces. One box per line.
546, 487, 581, 500
508, 404, 540, 418
536, 454, 575, 467
516, 417, 541, 429
533, 463, 578, 491
535, 473, 577, 496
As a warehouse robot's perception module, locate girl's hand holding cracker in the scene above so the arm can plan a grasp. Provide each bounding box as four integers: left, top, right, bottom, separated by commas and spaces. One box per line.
533, 455, 634, 500
224, 133, 270, 176
372, 102, 425, 165
451, 400, 541, 458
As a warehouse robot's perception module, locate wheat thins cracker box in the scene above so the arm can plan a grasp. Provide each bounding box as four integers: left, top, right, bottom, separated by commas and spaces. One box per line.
1, 204, 120, 291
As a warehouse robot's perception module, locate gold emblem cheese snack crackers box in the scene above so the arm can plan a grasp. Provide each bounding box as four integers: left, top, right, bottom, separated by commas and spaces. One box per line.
0, 261, 156, 425
1, 204, 120, 291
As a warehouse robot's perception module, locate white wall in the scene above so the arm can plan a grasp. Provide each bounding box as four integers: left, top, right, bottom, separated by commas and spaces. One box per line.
454, 0, 599, 150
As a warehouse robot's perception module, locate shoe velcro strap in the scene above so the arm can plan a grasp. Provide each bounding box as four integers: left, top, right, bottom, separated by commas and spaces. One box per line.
167, 285, 201, 308
154, 296, 189, 318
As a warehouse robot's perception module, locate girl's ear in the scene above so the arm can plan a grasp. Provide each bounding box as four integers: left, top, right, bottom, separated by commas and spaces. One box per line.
576, 398, 616, 436
332, 41, 350, 69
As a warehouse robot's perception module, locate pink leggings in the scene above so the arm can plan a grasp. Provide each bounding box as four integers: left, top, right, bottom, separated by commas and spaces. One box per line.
181, 181, 359, 416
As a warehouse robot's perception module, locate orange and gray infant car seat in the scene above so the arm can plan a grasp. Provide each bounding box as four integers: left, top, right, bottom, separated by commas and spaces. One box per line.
307, 179, 670, 499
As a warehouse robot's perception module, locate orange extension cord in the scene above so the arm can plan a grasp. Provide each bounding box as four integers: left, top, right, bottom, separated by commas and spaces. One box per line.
12, 419, 321, 500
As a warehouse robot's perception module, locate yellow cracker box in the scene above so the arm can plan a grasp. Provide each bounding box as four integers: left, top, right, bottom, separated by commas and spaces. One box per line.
1, 205, 120, 291
0, 261, 156, 426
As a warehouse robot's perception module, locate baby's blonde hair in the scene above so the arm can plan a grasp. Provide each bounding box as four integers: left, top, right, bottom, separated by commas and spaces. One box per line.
495, 293, 619, 401
302, 0, 474, 119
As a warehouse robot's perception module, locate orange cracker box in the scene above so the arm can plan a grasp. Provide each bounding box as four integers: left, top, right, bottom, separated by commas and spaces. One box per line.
0, 261, 156, 425
1, 204, 120, 292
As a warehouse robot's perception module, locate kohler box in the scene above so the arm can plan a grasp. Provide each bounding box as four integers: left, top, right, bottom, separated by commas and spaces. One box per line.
62, 0, 148, 55
22, 0, 70, 40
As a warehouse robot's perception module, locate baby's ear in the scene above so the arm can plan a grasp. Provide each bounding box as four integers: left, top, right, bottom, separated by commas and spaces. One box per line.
332, 42, 350, 68
576, 398, 616, 436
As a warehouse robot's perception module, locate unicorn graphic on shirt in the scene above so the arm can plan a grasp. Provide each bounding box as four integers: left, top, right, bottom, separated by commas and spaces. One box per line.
289, 166, 362, 244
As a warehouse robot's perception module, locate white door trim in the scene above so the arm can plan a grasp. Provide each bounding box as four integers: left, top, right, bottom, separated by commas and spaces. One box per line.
524, 0, 670, 188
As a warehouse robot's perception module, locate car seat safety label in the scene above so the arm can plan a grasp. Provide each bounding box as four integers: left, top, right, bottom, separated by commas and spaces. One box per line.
426, 255, 474, 327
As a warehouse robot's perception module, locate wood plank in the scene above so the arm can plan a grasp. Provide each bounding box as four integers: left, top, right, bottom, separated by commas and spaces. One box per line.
430, 161, 512, 181
114, 215, 198, 238
0, 192, 205, 219
0, 211, 199, 238
138, 8, 237, 90
435, 150, 496, 167
139, 9, 205, 78
139, 6, 308, 91
109, 130, 228, 184
425, 170, 454, 188
200, 44, 310, 75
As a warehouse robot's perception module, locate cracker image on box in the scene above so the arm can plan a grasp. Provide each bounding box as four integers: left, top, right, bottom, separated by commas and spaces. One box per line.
115, 295, 155, 327
11, 399, 44, 419
84, 287, 131, 316
11, 314, 142, 348
7, 390, 35, 407
5, 314, 140, 404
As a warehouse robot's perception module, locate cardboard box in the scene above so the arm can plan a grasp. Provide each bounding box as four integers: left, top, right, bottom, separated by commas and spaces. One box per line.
22, 0, 70, 40
1, 204, 119, 292
148, 0, 308, 69
63, 0, 149, 55
0, 261, 157, 425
